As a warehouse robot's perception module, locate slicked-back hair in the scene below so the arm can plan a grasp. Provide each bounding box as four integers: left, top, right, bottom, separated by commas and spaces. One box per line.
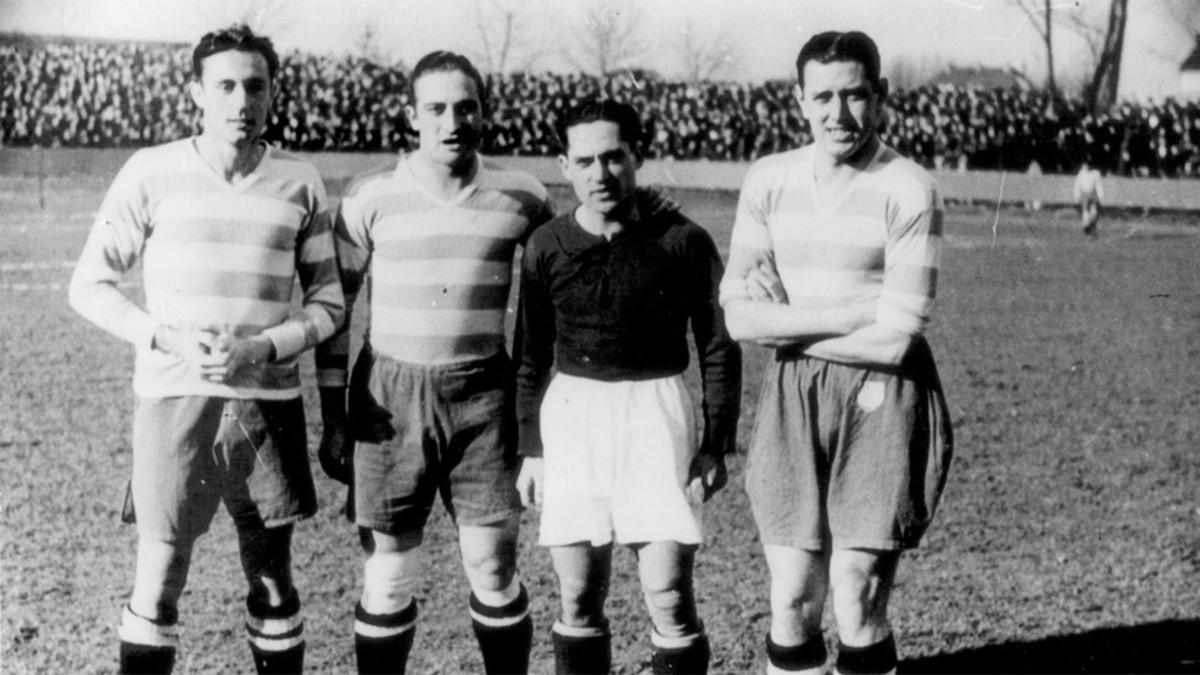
795, 30, 882, 92
556, 98, 644, 158
409, 51, 489, 115
192, 24, 280, 81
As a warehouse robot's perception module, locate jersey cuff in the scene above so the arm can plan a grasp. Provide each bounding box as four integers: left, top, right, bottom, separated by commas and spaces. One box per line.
262, 322, 309, 361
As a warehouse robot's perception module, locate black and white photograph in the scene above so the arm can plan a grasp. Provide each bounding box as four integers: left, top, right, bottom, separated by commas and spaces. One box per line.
2, 0, 1198, 673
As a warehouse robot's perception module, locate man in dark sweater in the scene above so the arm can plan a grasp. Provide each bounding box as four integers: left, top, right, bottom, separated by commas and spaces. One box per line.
514, 99, 741, 674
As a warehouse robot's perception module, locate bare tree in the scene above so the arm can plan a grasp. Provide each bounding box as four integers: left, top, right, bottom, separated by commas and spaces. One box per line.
460, 0, 547, 74
218, 0, 296, 40
1084, 0, 1129, 111
560, 0, 648, 77
1008, 0, 1059, 98
676, 21, 740, 82
353, 22, 391, 65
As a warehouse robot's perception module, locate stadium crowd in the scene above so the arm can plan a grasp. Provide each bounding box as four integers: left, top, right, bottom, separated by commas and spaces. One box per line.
5, 38, 1200, 177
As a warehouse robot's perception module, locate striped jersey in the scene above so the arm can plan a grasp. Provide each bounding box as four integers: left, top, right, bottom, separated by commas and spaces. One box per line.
68, 138, 344, 399
315, 153, 555, 385
720, 142, 943, 336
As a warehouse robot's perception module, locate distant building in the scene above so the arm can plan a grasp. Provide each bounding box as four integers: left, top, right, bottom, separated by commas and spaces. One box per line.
1180, 36, 1200, 99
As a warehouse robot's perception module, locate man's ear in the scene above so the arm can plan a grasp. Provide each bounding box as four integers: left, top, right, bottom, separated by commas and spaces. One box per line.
793, 83, 807, 117
404, 105, 417, 127
557, 153, 570, 180
188, 80, 204, 108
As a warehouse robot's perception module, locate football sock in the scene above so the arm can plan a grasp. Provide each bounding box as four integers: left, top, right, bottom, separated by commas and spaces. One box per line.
650, 628, 710, 674
766, 633, 827, 674
552, 620, 611, 675
118, 605, 179, 674
470, 582, 533, 674
835, 634, 897, 675
245, 590, 305, 674
355, 599, 418, 675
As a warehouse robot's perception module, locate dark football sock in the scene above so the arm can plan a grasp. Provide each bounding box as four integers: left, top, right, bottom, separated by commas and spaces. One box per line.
470, 585, 533, 674
354, 599, 418, 675
552, 621, 611, 675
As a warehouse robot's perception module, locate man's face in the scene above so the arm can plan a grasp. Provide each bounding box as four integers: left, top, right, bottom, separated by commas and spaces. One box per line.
407, 69, 483, 167
189, 49, 273, 148
797, 59, 883, 164
559, 120, 639, 219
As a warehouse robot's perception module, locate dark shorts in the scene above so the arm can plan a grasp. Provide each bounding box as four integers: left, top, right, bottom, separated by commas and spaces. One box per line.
130, 396, 316, 543
745, 338, 953, 551
348, 346, 522, 534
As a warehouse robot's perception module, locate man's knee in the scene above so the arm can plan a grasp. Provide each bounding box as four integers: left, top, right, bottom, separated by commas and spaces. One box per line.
361, 549, 422, 615
459, 522, 519, 594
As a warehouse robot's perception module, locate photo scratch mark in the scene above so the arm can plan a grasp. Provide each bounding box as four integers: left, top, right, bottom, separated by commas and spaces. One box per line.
991, 172, 1006, 249
982, 1, 1078, 41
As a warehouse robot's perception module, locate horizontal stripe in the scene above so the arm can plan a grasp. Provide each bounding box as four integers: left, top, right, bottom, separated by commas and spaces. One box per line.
4, 280, 139, 292
770, 213, 886, 247
247, 634, 304, 651
155, 192, 306, 229
119, 607, 179, 648
881, 264, 938, 296
0, 260, 74, 271
131, 381, 302, 400
147, 217, 298, 250
780, 268, 880, 294
297, 230, 336, 264
145, 242, 295, 277
775, 240, 885, 272
370, 333, 505, 365
372, 282, 511, 311
245, 615, 304, 639
141, 292, 292, 326
371, 208, 533, 242
371, 307, 505, 337
143, 268, 295, 303
374, 234, 517, 263
552, 621, 607, 639
470, 608, 529, 628
651, 630, 704, 650
354, 620, 416, 639
371, 259, 512, 286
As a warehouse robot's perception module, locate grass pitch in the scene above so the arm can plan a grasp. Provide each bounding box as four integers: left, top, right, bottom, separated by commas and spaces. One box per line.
2, 174, 1199, 674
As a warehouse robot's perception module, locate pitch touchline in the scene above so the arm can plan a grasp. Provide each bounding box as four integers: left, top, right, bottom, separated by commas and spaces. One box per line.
2, 280, 140, 292
0, 261, 76, 272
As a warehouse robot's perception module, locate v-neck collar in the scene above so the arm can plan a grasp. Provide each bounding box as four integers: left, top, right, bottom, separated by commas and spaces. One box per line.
189, 138, 267, 191
807, 142, 884, 214
398, 152, 480, 207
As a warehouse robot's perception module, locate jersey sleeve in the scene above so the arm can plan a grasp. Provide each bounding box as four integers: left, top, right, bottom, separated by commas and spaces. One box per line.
686, 224, 742, 456
67, 152, 159, 350
719, 161, 777, 306
262, 177, 345, 361
878, 174, 943, 335
513, 231, 557, 458
314, 183, 375, 387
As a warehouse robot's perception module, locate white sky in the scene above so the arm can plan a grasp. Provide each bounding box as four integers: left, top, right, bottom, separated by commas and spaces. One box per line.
1, 0, 1193, 101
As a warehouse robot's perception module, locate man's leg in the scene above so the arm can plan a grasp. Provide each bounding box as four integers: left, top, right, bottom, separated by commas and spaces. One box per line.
460, 516, 531, 675
762, 545, 830, 675
356, 530, 423, 675
828, 549, 900, 675
238, 524, 305, 674
634, 541, 709, 675
550, 543, 613, 675
120, 538, 192, 674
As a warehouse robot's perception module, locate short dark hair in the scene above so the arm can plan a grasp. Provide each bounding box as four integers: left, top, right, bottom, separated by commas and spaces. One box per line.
795, 31, 882, 92
556, 98, 644, 156
409, 51, 488, 114
192, 24, 280, 81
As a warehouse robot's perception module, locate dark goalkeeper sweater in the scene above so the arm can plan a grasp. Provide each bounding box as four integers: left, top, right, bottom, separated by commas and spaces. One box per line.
515, 202, 741, 458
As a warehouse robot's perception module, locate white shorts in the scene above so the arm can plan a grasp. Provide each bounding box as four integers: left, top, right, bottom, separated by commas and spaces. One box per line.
538, 373, 702, 547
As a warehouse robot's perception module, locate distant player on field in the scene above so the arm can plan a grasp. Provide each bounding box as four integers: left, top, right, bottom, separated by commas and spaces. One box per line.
514, 99, 742, 674
313, 51, 555, 674
721, 31, 953, 675
68, 25, 344, 674
1073, 158, 1104, 236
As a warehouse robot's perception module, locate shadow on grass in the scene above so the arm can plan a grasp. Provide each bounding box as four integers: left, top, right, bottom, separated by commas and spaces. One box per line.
902, 619, 1200, 673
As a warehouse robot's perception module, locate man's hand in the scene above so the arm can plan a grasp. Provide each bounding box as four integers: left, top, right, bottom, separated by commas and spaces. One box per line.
746, 261, 789, 304
516, 457, 544, 508
318, 386, 353, 484
153, 325, 223, 367
199, 333, 274, 384
685, 453, 728, 505
318, 420, 353, 484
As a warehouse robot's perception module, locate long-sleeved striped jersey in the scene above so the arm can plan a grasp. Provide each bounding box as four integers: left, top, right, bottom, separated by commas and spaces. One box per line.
720, 143, 943, 336
68, 138, 344, 399
315, 153, 555, 386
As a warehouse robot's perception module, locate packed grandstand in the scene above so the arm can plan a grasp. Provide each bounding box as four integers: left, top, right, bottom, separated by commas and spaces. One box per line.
4, 37, 1200, 178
